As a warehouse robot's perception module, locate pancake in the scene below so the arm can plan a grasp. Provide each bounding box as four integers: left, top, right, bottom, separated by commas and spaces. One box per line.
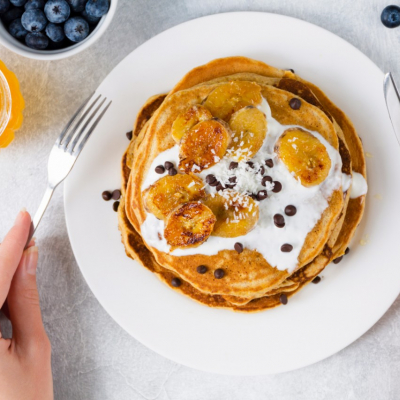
119, 57, 367, 312
126, 84, 344, 299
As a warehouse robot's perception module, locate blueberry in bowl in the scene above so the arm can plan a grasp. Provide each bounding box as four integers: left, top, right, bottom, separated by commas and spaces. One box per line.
64, 15, 88, 42
44, 0, 70, 23
21, 8, 47, 31
25, 30, 48, 48
0, 0, 116, 59
45, 21, 64, 41
8, 17, 27, 38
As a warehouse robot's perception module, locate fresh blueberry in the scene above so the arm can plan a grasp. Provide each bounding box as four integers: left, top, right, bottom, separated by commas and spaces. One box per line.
25, 31, 48, 48
85, 0, 108, 18
9, 17, 28, 39
21, 9, 47, 31
24, 0, 44, 10
64, 16, 88, 42
10, 0, 26, 6
1, 6, 23, 22
44, 0, 70, 23
66, 0, 86, 12
0, 0, 10, 14
45, 22, 64, 42
381, 5, 400, 28
81, 8, 99, 24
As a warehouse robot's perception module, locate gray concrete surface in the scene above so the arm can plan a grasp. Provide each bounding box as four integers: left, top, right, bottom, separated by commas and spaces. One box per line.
1, 0, 400, 399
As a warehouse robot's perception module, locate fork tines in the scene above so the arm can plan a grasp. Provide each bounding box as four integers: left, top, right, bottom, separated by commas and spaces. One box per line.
57, 93, 112, 156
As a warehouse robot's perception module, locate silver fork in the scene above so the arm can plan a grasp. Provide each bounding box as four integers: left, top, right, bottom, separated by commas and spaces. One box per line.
27, 93, 112, 246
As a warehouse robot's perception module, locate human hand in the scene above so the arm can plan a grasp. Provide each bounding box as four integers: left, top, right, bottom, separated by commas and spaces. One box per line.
0, 210, 53, 400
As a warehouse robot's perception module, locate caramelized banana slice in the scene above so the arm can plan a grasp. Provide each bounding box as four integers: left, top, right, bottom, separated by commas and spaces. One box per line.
143, 174, 205, 220
203, 191, 259, 238
228, 106, 267, 161
171, 105, 212, 143
203, 81, 262, 121
179, 119, 231, 173
275, 128, 331, 187
164, 202, 216, 248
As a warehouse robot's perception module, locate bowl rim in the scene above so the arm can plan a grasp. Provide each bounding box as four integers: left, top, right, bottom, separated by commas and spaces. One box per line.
0, 0, 118, 61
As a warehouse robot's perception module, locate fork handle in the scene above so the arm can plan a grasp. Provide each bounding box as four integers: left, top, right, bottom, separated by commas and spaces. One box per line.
26, 184, 55, 248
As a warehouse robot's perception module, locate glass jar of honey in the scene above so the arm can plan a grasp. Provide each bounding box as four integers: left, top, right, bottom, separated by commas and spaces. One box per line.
0, 60, 24, 148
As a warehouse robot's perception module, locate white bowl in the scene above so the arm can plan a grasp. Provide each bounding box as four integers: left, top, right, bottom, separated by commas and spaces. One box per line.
0, 0, 118, 61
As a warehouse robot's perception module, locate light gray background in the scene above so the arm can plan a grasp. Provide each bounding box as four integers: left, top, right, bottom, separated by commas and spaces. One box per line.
1, 0, 400, 399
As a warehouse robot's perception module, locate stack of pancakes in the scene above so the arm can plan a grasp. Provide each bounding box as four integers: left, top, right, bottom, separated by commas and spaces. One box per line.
118, 57, 366, 312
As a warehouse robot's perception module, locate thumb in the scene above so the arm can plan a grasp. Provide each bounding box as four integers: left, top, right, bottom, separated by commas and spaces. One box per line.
7, 246, 48, 349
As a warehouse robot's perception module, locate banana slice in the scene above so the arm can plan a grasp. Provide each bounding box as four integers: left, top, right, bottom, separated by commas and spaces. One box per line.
203, 191, 259, 238
275, 128, 331, 187
171, 105, 213, 143
179, 119, 231, 173
143, 174, 206, 220
203, 81, 263, 121
228, 106, 267, 161
164, 202, 216, 248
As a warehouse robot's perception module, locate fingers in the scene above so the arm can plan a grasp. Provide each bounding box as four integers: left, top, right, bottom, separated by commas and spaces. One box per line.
0, 239, 35, 322
7, 246, 48, 350
0, 210, 31, 307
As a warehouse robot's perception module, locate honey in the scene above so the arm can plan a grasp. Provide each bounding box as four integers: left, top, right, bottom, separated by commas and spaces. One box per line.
0, 60, 24, 148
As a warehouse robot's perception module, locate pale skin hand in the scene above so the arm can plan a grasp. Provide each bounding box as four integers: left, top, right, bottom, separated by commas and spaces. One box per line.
0, 210, 53, 400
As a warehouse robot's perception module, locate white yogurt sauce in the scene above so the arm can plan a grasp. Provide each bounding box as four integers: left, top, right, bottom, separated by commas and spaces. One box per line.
341, 173, 352, 193
140, 98, 343, 273
350, 171, 368, 199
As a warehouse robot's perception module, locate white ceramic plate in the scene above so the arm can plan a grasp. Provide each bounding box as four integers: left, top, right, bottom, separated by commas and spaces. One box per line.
64, 12, 400, 375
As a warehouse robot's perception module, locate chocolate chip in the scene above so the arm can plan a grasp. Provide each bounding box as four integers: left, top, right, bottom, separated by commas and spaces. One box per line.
272, 181, 282, 193
257, 190, 268, 201
209, 179, 219, 187
168, 168, 178, 176
171, 277, 181, 287
155, 165, 165, 174
265, 159, 274, 168
284, 205, 297, 216
289, 98, 301, 110
312, 276, 321, 284
274, 214, 285, 228
102, 191, 112, 201
225, 184, 236, 189
197, 265, 208, 274
126, 131, 133, 140
206, 174, 217, 184
286, 68, 295, 73
246, 161, 255, 169
262, 176, 273, 186
234, 242, 243, 253
164, 161, 174, 170
113, 201, 120, 212
281, 243, 293, 252
229, 176, 237, 183
214, 268, 225, 279
112, 190, 121, 200
333, 256, 343, 264
259, 166, 265, 175
279, 293, 288, 305
229, 161, 238, 170
216, 183, 225, 191
345, 247, 350, 255
250, 193, 258, 200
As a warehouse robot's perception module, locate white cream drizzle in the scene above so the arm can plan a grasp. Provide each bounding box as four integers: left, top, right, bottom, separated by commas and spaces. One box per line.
342, 173, 352, 193
140, 97, 344, 273
350, 172, 368, 199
